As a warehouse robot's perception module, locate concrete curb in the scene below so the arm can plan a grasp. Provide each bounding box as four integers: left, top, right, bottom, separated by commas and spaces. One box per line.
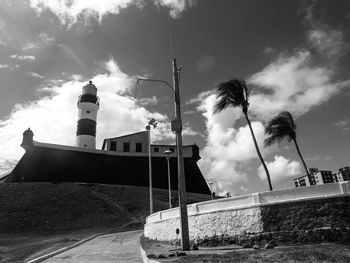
26, 233, 104, 263
139, 237, 160, 263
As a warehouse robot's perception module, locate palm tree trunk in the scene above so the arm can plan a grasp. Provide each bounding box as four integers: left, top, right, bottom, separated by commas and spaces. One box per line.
244, 113, 273, 191
293, 138, 310, 176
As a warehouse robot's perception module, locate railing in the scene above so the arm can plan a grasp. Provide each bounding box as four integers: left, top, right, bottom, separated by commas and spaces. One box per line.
78, 94, 100, 106
146, 182, 350, 224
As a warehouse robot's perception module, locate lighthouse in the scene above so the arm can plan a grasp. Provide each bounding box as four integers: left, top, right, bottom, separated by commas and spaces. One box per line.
76, 80, 99, 149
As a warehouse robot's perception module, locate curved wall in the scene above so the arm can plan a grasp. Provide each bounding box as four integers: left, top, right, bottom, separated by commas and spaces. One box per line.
144, 182, 350, 243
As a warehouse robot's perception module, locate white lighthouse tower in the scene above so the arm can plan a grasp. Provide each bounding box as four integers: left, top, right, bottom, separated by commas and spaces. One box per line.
76, 80, 99, 149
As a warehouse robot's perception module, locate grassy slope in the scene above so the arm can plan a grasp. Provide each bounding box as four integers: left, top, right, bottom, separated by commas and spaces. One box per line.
0, 182, 209, 262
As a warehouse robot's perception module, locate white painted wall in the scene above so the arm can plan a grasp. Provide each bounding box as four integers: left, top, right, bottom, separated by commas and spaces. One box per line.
76, 135, 96, 149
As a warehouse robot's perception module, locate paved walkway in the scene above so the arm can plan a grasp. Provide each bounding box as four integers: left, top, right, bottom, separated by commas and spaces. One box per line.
42, 230, 144, 263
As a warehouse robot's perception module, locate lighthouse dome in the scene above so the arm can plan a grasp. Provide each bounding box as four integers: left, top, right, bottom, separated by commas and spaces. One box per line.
82, 80, 97, 96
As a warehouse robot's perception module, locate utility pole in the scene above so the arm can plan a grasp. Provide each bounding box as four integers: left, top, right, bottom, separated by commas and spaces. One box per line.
136, 56, 190, 251
171, 57, 190, 251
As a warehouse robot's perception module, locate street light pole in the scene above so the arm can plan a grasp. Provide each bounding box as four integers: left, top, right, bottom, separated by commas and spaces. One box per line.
163, 149, 172, 209
171, 57, 190, 251
136, 56, 190, 251
146, 118, 157, 215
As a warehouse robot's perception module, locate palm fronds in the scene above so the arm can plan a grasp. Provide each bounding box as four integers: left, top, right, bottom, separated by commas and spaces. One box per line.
214, 79, 248, 114
264, 111, 296, 147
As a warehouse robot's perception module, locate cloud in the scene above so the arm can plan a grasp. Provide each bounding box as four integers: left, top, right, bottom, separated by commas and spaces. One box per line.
0, 64, 9, 69
10, 54, 36, 61
332, 119, 350, 132
307, 25, 347, 59
137, 96, 158, 106
0, 58, 196, 174
154, 0, 196, 18
28, 0, 196, 25
247, 7, 350, 120
27, 72, 45, 79
258, 155, 301, 181
248, 50, 350, 120
305, 155, 333, 162
195, 91, 275, 194
21, 33, 55, 51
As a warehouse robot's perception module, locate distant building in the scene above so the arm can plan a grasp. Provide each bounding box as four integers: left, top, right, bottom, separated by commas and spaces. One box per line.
337, 166, 350, 182
314, 170, 334, 185
293, 167, 350, 188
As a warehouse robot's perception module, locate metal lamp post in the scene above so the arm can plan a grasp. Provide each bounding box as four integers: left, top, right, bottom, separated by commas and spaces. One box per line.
146, 118, 157, 215
163, 149, 172, 209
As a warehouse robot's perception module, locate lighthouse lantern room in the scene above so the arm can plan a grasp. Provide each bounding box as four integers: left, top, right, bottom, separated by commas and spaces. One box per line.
76, 80, 99, 149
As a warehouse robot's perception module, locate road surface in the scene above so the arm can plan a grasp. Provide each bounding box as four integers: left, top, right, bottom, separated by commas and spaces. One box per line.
42, 230, 144, 262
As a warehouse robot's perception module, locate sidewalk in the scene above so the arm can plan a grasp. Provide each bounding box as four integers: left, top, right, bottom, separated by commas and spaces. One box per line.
139, 236, 350, 263
38, 230, 144, 263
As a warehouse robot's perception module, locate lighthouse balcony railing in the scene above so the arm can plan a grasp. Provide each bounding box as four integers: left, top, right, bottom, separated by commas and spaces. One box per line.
78, 94, 100, 106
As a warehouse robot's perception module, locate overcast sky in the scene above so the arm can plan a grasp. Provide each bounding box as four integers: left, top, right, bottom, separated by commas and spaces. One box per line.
0, 0, 349, 195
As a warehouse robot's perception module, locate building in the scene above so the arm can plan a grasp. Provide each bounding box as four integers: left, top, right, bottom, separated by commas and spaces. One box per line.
101, 132, 199, 161
336, 166, 350, 182
293, 167, 350, 188
76, 80, 99, 149
314, 170, 334, 185
293, 174, 311, 188
5, 81, 210, 195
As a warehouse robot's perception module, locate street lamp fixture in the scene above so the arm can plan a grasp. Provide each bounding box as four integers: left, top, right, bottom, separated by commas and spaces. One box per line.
146, 118, 157, 215
163, 149, 172, 209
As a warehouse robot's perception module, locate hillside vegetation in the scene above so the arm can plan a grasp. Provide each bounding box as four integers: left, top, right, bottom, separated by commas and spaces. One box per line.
0, 182, 210, 262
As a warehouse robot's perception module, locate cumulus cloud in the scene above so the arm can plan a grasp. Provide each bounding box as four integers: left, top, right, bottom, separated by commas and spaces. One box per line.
258, 155, 301, 181
10, 54, 35, 61
0, 58, 196, 175
0, 64, 9, 69
195, 91, 274, 194
248, 50, 349, 119
28, 0, 196, 25
248, 7, 350, 120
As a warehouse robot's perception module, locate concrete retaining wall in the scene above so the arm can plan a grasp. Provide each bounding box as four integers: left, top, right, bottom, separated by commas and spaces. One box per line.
144, 182, 350, 244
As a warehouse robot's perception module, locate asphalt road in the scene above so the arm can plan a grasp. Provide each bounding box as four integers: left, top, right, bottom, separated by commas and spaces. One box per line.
42, 230, 144, 263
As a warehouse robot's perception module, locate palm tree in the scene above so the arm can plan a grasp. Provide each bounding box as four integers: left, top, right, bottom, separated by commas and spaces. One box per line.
264, 111, 310, 176
214, 78, 273, 191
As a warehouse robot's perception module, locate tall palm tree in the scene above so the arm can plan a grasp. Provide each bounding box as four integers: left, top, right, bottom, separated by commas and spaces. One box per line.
214, 78, 273, 191
264, 111, 310, 176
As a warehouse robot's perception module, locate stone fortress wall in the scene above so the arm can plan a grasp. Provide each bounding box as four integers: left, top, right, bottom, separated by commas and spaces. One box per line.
144, 182, 350, 245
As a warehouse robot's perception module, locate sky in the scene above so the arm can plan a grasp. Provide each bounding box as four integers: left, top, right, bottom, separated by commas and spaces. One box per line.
0, 0, 349, 195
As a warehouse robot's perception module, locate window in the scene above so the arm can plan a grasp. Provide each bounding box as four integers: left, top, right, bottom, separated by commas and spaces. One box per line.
86, 110, 91, 113
123, 142, 130, 152
170, 148, 175, 153
110, 141, 117, 151
294, 181, 299, 187
136, 143, 142, 152
84, 144, 87, 147
154, 147, 159, 153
